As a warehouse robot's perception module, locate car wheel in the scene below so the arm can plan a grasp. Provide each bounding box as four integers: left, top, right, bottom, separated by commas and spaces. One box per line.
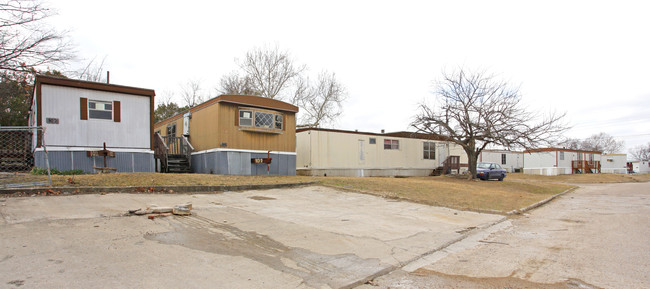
498, 176, 504, 181
485, 173, 490, 180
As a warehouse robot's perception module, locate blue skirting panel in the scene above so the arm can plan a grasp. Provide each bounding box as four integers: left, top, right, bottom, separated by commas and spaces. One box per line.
34, 150, 155, 173
191, 151, 296, 176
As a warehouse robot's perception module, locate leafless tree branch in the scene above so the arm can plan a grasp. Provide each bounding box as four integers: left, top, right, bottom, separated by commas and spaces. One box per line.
180, 79, 204, 107
411, 67, 569, 179
0, 0, 72, 72
629, 142, 650, 161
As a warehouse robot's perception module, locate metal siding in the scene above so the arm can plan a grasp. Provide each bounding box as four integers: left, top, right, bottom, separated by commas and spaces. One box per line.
41, 85, 150, 149
133, 153, 154, 172
34, 151, 153, 173
190, 150, 293, 176
288, 154, 296, 176
216, 152, 229, 174
74, 152, 95, 172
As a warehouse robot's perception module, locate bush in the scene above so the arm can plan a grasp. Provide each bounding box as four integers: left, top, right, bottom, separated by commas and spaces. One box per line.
31, 167, 84, 175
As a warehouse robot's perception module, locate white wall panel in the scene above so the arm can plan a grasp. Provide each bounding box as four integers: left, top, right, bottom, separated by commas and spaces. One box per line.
41, 84, 150, 149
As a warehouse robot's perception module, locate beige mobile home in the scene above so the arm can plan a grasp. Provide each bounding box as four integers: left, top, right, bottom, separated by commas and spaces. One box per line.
296, 128, 467, 177
479, 149, 523, 172
601, 154, 627, 174
523, 148, 601, 175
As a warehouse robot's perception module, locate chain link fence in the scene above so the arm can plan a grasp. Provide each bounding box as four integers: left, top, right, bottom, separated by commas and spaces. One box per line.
0, 126, 51, 188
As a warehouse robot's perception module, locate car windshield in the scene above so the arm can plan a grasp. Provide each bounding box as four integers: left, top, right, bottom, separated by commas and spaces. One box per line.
477, 163, 491, 169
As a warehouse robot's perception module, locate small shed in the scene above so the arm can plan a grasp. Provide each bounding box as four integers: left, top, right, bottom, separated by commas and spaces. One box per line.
29, 75, 156, 173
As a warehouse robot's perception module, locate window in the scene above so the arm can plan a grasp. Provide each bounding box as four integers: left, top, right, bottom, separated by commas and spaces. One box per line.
559, 151, 565, 160
384, 139, 399, 150
166, 123, 176, 137
369, 138, 376, 144
255, 111, 273, 128
589, 154, 594, 161
501, 153, 506, 165
239, 110, 253, 126
274, 114, 283, 130
239, 109, 283, 131
88, 100, 112, 120
423, 142, 435, 159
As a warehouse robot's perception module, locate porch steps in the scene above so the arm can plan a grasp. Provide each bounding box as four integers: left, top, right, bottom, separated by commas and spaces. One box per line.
167, 155, 191, 173
431, 166, 445, 176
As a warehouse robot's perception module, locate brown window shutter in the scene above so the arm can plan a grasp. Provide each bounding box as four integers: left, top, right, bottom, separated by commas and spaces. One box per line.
114, 101, 121, 122
80, 98, 88, 120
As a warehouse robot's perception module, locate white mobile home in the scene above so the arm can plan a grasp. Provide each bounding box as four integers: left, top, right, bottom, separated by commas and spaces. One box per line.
600, 154, 627, 174
296, 128, 467, 177
523, 148, 601, 176
29, 75, 156, 173
479, 150, 523, 173
631, 160, 650, 174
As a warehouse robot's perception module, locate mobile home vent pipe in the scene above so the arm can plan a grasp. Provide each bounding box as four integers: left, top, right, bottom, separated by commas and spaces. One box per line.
107, 71, 110, 84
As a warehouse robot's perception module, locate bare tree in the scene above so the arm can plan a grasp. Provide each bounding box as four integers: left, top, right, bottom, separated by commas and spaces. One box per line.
218, 71, 260, 96
629, 142, 650, 161
557, 137, 581, 150
0, 0, 72, 72
75, 56, 107, 82
579, 132, 625, 154
411, 68, 568, 180
298, 71, 346, 127
223, 45, 347, 126
180, 79, 204, 107
238, 45, 305, 100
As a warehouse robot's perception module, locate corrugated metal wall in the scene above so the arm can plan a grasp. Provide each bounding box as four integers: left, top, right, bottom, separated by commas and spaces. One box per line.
35, 151, 154, 173
191, 151, 296, 176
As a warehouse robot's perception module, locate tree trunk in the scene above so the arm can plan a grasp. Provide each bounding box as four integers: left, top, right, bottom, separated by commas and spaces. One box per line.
465, 148, 479, 180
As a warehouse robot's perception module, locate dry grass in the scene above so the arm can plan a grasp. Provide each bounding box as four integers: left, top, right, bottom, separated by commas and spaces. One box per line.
507, 173, 650, 184
317, 176, 572, 213
47, 173, 311, 187
4, 172, 648, 214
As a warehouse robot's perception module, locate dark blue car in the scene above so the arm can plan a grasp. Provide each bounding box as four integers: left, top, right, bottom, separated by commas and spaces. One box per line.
476, 162, 506, 181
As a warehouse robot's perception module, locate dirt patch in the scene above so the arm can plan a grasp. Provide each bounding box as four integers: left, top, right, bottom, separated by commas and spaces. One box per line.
248, 196, 276, 201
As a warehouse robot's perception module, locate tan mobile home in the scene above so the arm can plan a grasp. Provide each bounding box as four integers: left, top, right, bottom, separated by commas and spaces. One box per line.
523, 148, 601, 175
296, 128, 467, 177
154, 95, 298, 175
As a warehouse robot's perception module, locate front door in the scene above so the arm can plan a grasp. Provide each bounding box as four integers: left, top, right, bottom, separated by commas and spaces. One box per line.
182, 112, 191, 136
437, 143, 447, 165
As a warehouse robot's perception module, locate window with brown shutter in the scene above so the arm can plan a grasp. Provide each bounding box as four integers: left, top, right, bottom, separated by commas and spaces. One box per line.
113, 101, 121, 122
80, 97, 88, 120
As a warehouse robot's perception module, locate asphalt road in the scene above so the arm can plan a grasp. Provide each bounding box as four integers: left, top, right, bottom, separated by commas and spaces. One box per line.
361, 182, 650, 289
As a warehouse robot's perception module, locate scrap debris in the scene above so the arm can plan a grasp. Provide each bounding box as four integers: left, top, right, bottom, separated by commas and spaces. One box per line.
128, 203, 192, 219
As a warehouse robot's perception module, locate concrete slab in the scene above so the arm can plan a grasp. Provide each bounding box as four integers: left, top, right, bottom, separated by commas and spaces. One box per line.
0, 185, 503, 288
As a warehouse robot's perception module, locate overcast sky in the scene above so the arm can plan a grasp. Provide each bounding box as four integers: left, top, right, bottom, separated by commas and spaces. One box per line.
47, 0, 650, 155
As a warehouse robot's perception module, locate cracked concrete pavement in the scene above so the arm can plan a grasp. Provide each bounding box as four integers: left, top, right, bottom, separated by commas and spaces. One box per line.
359, 182, 650, 289
0, 185, 503, 289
